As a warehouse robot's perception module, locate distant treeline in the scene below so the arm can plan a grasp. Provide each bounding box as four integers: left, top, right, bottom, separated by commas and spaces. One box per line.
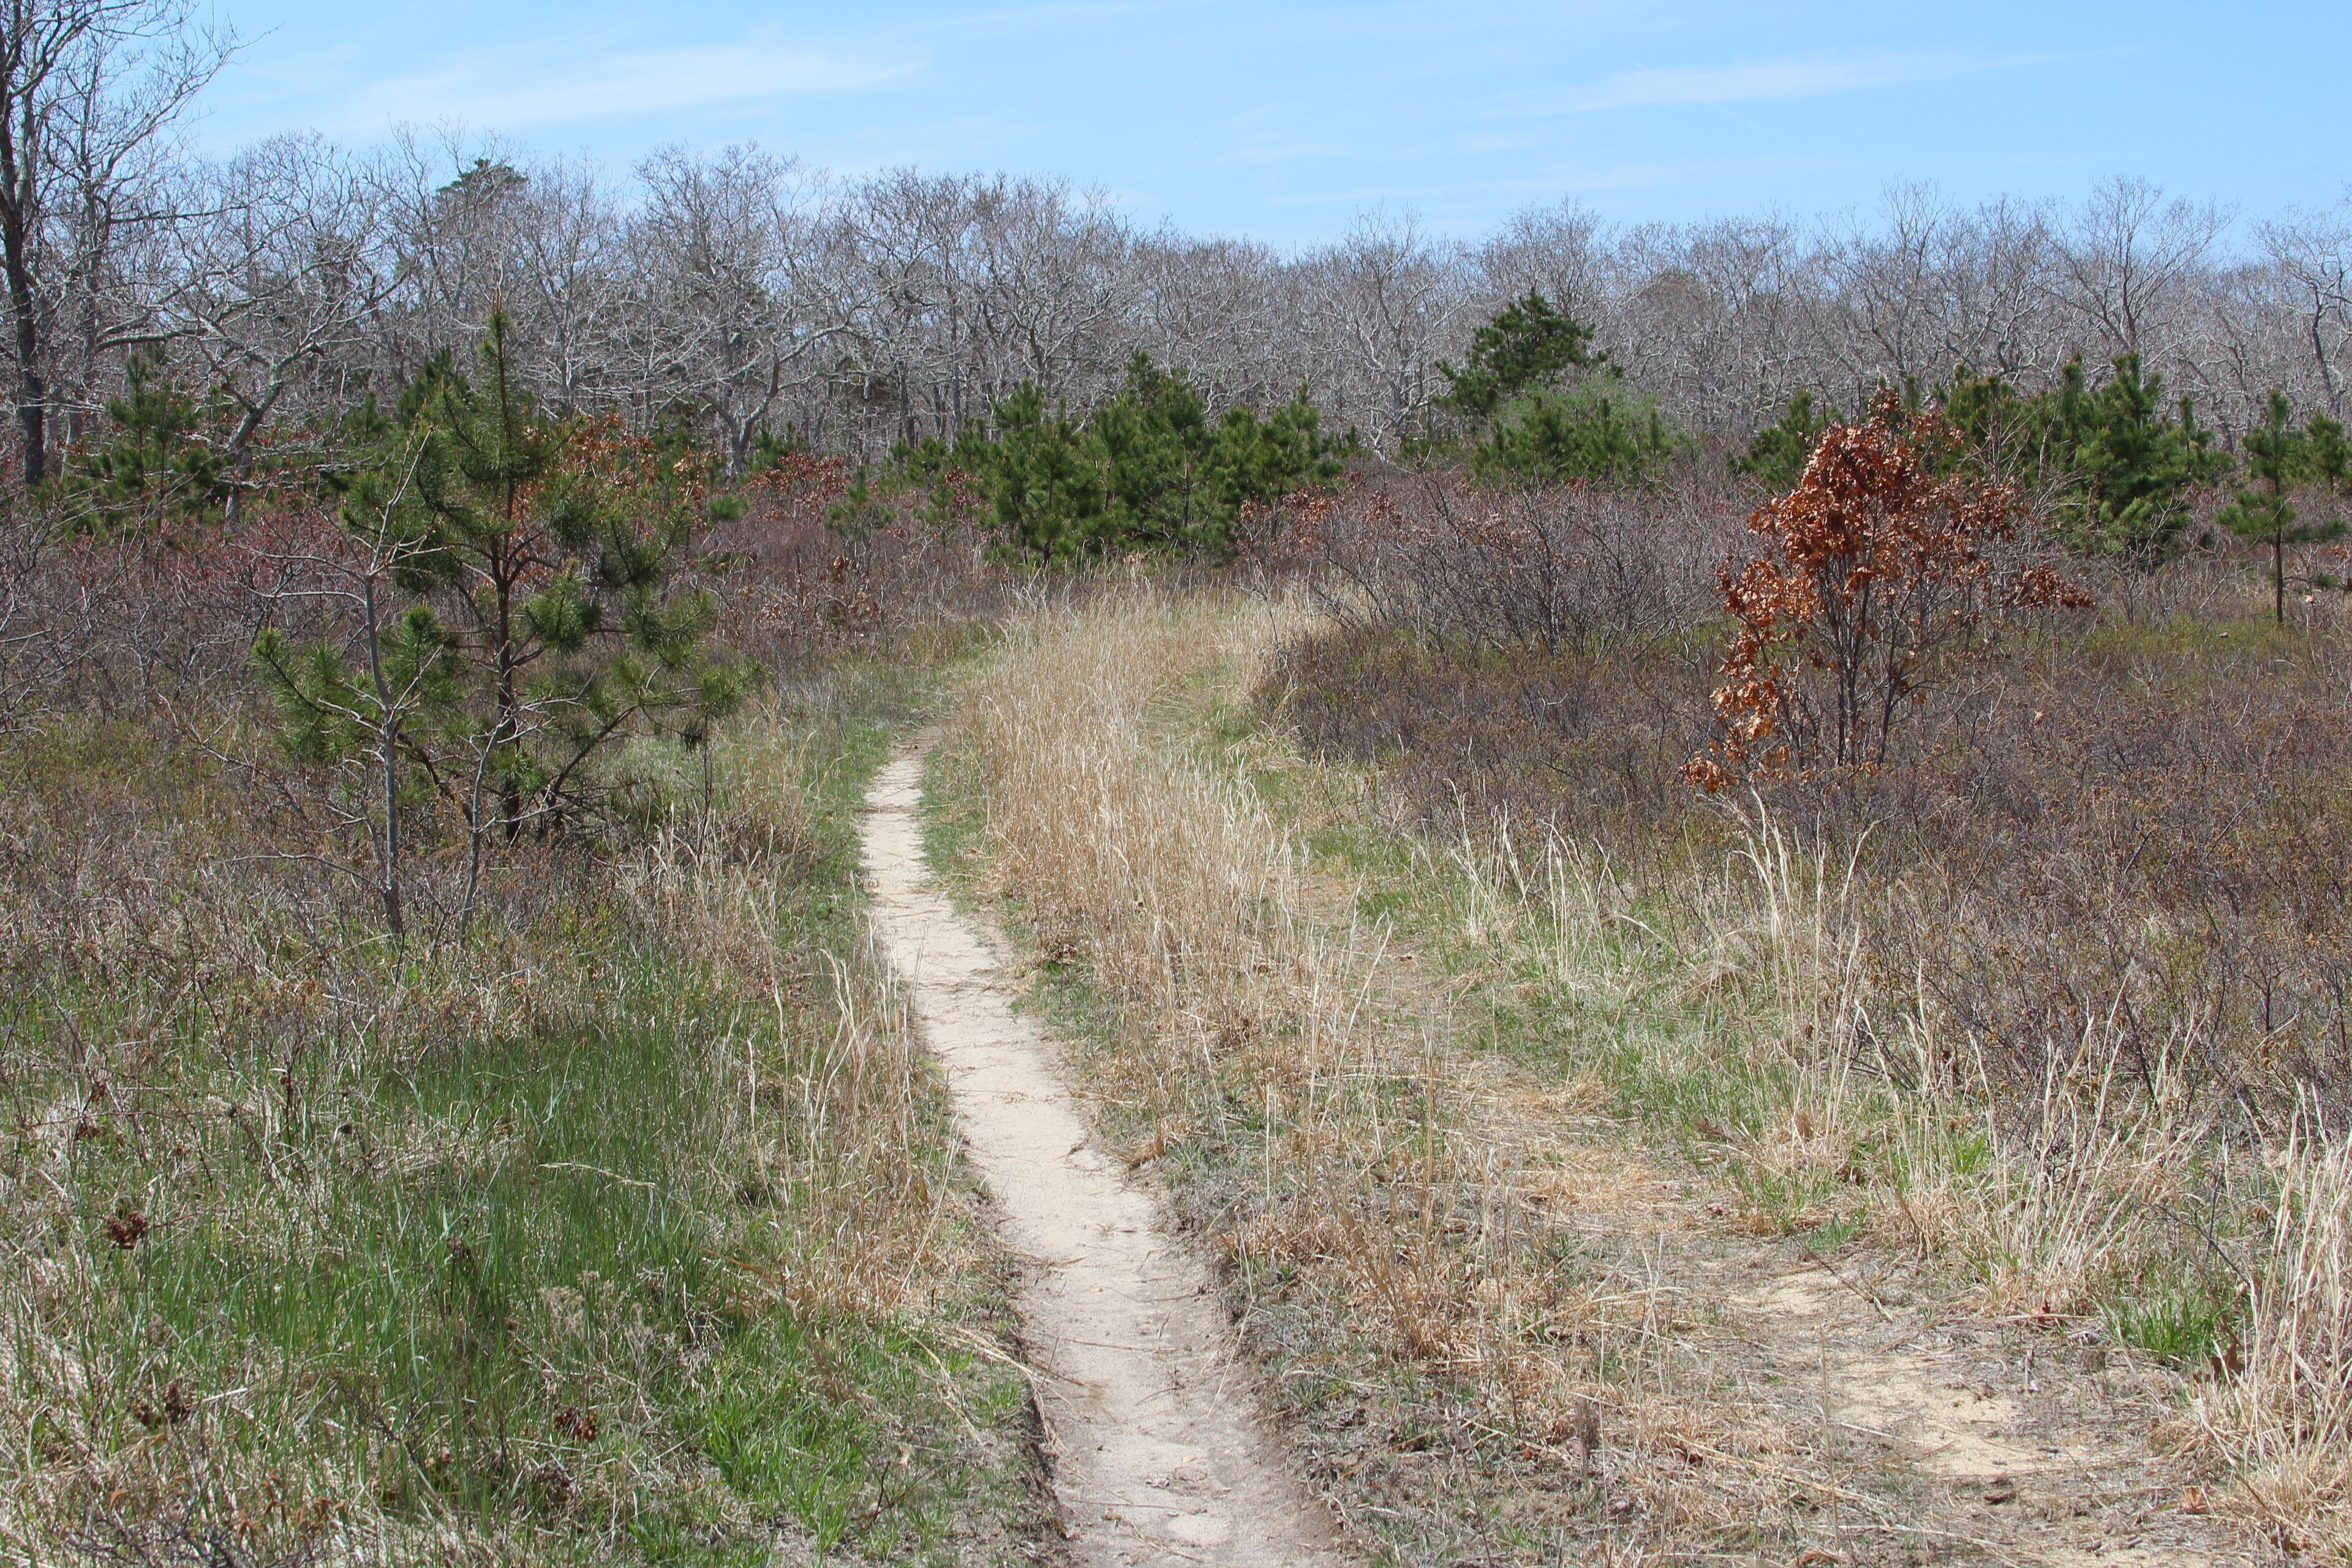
6, 2, 2352, 515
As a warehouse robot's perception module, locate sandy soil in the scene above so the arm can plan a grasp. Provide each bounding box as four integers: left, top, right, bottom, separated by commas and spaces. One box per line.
861, 753, 1349, 1567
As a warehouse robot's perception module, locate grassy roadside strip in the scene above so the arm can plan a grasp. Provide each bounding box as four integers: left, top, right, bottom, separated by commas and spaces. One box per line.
0, 658, 1053, 1566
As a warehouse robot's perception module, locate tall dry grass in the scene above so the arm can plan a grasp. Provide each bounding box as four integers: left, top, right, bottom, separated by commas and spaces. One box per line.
1269, 478, 2352, 1553
946, 589, 1921, 1559
1666, 762, 2352, 1556
2216, 1107, 2352, 1538
1418, 699, 2352, 1555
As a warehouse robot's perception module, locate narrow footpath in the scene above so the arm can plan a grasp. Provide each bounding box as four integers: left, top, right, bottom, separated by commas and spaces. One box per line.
861, 752, 1348, 1568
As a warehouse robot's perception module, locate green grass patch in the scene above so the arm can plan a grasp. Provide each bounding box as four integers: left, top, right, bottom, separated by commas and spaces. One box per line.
2, 656, 1047, 1565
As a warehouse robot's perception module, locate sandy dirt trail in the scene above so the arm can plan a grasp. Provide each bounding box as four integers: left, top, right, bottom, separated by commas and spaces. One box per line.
861, 753, 1346, 1568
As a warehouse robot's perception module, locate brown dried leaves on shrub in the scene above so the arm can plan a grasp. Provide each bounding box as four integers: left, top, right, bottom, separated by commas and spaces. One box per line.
1686, 401, 2090, 791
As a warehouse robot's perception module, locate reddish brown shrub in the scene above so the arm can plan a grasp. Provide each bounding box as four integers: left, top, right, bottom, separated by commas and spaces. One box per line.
1686, 404, 2089, 791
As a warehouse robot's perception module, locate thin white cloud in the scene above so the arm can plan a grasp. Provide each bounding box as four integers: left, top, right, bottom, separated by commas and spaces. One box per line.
342, 35, 915, 131
1229, 141, 1336, 167
1549, 156, 1836, 192
913, 0, 1176, 39
1553, 51, 2043, 115
1265, 153, 1845, 208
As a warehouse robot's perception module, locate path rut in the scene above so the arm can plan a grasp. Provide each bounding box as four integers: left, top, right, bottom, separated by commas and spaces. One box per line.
861, 753, 1346, 1568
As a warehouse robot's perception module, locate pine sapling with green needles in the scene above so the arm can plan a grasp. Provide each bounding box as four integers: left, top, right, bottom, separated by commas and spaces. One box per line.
255, 312, 755, 933
2218, 390, 2346, 623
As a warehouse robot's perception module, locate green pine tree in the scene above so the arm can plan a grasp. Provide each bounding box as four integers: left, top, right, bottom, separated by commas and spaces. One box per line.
1936, 364, 2062, 486
2303, 412, 2350, 496
825, 467, 893, 539
2217, 390, 2346, 623
1733, 391, 1836, 491
1438, 292, 1602, 423
2047, 355, 2230, 567
66, 349, 232, 527
1091, 353, 1340, 553
1095, 354, 1218, 549
262, 312, 752, 930
959, 356, 1337, 560
1472, 379, 1683, 488
1437, 291, 1678, 487
1204, 388, 1337, 536
982, 383, 1104, 559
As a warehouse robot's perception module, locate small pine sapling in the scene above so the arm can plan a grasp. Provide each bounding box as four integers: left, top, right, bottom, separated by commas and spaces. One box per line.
251, 439, 454, 938
2217, 391, 2345, 623
2301, 412, 2350, 589
255, 313, 754, 933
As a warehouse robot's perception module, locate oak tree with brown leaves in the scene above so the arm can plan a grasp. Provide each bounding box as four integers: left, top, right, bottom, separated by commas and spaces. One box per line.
1685, 397, 2089, 791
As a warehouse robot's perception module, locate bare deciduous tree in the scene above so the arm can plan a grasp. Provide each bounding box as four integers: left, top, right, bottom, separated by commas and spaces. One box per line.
1300, 209, 1464, 453
2053, 176, 2229, 366
633, 144, 807, 473
0, 0, 228, 481
2262, 202, 2352, 420
168, 135, 399, 513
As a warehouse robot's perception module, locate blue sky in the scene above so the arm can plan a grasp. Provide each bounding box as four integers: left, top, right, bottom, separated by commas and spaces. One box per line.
194, 1, 2350, 246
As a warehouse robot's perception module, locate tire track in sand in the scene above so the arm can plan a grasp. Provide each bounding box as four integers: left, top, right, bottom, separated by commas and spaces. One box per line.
861, 752, 1347, 1568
